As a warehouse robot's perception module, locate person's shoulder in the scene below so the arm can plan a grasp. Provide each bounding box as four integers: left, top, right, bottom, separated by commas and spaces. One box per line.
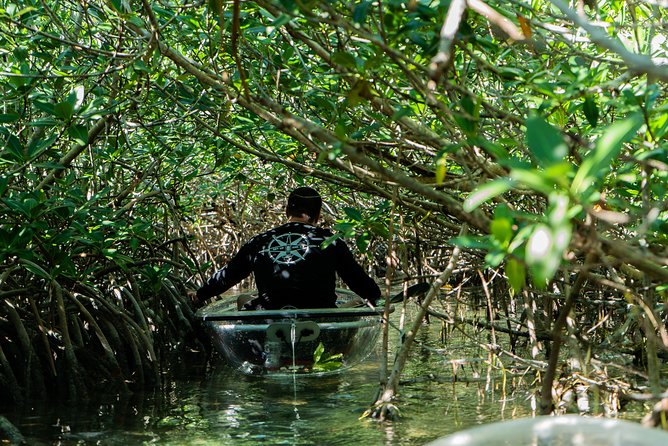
312, 225, 333, 236
245, 226, 282, 246
303, 224, 335, 241
313, 227, 351, 249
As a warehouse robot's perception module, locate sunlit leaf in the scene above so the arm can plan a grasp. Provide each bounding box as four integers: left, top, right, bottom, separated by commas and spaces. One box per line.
510, 169, 555, 195
485, 250, 505, 267
449, 235, 491, 250
66, 86, 85, 110
463, 178, 514, 212
547, 192, 570, 226
506, 258, 525, 294
572, 113, 643, 194
435, 155, 447, 185
490, 213, 513, 248
526, 224, 552, 262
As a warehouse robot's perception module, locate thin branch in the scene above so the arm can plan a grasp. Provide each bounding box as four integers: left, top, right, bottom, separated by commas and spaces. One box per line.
549, 0, 668, 81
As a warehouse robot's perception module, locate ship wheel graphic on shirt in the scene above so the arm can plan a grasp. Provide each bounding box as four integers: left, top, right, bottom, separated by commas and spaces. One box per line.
260, 233, 314, 265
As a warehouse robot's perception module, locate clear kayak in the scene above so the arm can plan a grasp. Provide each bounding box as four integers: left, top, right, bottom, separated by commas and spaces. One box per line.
196, 291, 389, 376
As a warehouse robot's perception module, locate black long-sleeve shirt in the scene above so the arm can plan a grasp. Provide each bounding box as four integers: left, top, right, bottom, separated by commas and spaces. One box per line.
196, 222, 380, 309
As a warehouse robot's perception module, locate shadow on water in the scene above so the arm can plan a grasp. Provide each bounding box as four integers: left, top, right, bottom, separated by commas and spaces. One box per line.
1, 322, 651, 445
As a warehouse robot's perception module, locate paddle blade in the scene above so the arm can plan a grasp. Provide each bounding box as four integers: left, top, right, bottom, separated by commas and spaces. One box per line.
389, 282, 431, 303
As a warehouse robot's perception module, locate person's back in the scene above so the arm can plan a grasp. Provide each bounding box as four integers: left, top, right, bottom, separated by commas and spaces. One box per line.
195, 187, 380, 310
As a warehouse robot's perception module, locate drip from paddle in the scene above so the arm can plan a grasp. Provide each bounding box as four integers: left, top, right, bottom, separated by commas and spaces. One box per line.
290, 320, 300, 420
290, 321, 297, 372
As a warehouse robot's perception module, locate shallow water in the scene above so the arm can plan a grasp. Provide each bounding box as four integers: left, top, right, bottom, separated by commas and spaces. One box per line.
2, 322, 651, 445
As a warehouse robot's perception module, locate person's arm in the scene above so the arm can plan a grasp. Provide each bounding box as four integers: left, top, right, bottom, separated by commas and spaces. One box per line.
333, 239, 381, 304
196, 244, 254, 304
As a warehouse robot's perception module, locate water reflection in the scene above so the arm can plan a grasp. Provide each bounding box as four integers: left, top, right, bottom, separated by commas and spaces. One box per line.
2, 323, 650, 445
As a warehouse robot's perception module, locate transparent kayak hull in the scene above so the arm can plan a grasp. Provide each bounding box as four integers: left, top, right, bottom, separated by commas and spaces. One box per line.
196, 297, 387, 376
425, 415, 668, 446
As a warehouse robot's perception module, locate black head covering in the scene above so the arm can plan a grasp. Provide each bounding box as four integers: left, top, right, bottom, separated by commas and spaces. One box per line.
286, 187, 322, 219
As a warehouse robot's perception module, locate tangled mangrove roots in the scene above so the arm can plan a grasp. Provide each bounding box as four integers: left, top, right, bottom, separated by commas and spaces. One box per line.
396, 258, 668, 418
0, 244, 202, 405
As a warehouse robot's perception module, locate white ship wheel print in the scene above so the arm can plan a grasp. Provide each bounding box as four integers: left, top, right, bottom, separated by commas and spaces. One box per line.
261, 233, 313, 265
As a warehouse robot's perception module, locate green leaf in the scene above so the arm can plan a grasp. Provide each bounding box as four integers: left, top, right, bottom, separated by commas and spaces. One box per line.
649, 113, 668, 139
471, 136, 510, 161
313, 342, 324, 364
525, 224, 564, 288
456, 95, 478, 136
331, 51, 357, 69
353, 1, 371, 23
270, 14, 291, 28
33, 100, 56, 116
20, 259, 52, 280
572, 113, 643, 194
485, 250, 505, 268
583, 95, 599, 128
547, 192, 570, 226
463, 178, 514, 212
0, 113, 20, 123
506, 258, 525, 294
66, 86, 85, 111
343, 207, 363, 222
449, 235, 491, 250
510, 169, 555, 195
434, 155, 447, 185
68, 124, 89, 145
53, 101, 74, 120
542, 162, 574, 186
491, 215, 513, 248
355, 232, 370, 252
312, 342, 343, 371
525, 116, 568, 167
15, 6, 38, 17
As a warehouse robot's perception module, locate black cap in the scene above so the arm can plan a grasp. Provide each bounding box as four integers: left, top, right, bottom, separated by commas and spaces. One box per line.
286, 187, 322, 219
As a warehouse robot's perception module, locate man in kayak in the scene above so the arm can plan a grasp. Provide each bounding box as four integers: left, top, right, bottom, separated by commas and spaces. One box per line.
193, 186, 381, 310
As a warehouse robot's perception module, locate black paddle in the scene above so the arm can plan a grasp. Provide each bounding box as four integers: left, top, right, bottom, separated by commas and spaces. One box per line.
388, 282, 431, 303
349, 282, 430, 308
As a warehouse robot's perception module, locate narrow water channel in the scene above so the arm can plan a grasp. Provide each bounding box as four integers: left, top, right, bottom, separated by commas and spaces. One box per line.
2, 319, 649, 445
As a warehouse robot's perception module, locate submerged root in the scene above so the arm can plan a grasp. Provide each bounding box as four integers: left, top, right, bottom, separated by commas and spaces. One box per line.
363, 401, 401, 421
362, 392, 402, 421
642, 396, 668, 429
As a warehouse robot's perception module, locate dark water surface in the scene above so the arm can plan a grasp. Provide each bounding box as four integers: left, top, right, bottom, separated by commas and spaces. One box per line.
3, 323, 648, 445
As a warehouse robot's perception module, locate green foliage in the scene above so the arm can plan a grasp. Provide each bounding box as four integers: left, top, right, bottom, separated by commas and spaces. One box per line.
1, 0, 667, 403
571, 113, 644, 196
312, 342, 343, 372
525, 116, 569, 168
330, 201, 392, 254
